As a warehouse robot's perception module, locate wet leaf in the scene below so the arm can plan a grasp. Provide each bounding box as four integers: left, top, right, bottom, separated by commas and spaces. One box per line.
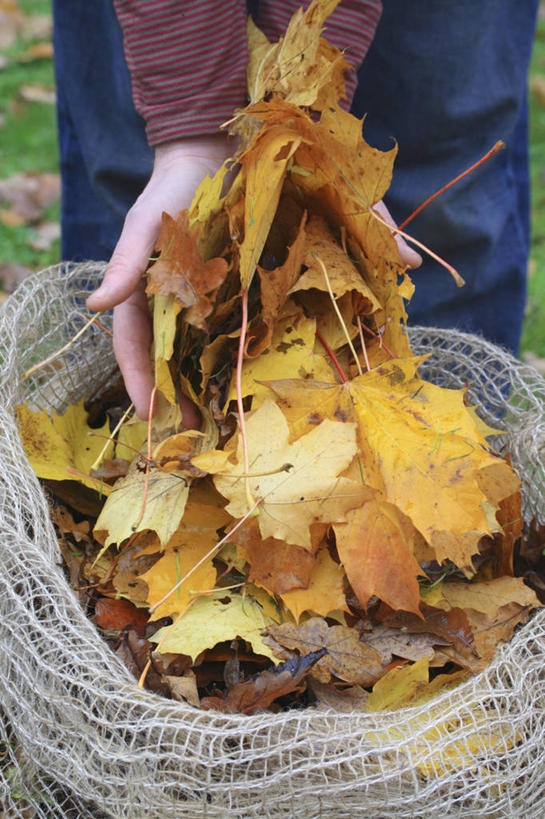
265, 617, 385, 685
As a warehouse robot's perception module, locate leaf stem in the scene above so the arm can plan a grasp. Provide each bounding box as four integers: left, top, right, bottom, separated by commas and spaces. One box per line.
358, 320, 396, 360
314, 252, 362, 376
399, 141, 505, 230
315, 327, 348, 383
131, 387, 157, 533
356, 316, 371, 372
139, 497, 262, 689
371, 208, 465, 288
236, 289, 255, 510
23, 312, 104, 379
90, 402, 135, 472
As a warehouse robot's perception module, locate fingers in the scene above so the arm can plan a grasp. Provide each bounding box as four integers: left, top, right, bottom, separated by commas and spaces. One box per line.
86, 205, 160, 313
113, 288, 155, 419
372, 200, 422, 269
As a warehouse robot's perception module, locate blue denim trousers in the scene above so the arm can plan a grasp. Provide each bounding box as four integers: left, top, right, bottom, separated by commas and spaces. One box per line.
352, 0, 538, 353
53, 0, 538, 354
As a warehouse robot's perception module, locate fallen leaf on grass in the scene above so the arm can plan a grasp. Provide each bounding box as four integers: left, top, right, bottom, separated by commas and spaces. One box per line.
0, 3, 22, 49
14, 41, 53, 62
20, 13, 52, 40
27, 220, 60, 251
0, 262, 34, 292
530, 74, 545, 109
0, 171, 60, 224
19, 83, 56, 104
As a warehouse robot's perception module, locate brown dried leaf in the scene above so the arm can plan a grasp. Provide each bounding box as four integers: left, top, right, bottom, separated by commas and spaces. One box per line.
147, 210, 228, 329
94, 597, 149, 632
164, 670, 200, 707
358, 623, 449, 665
265, 617, 385, 685
309, 678, 369, 711
0, 171, 59, 224
233, 517, 315, 594
19, 83, 55, 104
201, 661, 310, 714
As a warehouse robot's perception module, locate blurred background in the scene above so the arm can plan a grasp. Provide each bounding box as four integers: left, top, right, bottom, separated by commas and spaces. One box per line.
1, 0, 545, 370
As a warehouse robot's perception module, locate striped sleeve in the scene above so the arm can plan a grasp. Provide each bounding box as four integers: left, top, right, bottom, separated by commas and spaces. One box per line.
113, 1, 382, 146
113, 0, 249, 145
257, 0, 382, 107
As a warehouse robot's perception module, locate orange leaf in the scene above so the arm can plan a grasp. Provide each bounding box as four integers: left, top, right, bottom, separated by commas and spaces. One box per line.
94, 597, 148, 632
334, 499, 423, 616
146, 210, 228, 329
279, 548, 349, 621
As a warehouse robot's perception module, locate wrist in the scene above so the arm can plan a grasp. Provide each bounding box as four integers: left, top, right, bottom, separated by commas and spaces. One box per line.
154, 134, 232, 170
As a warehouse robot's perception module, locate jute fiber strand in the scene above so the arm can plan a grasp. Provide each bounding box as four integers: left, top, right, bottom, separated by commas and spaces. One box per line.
1, 262, 545, 818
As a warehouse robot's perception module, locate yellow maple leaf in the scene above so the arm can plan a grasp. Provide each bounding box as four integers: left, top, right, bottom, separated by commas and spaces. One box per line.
287, 214, 380, 312
153, 294, 182, 405
225, 302, 333, 408
214, 399, 363, 549
16, 399, 146, 493
425, 576, 539, 617
279, 547, 349, 622
246, 0, 348, 110
151, 593, 278, 662
365, 658, 430, 712
238, 126, 302, 289
94, 464, 189, 548
139, 484, 231, 620
267, 357, 506, 568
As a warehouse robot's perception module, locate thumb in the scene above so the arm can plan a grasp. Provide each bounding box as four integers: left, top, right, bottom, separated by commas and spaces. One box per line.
86, 206, 160, 312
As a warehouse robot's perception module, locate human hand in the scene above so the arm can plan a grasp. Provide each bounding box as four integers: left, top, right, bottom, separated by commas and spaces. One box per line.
86, 135, 232, 421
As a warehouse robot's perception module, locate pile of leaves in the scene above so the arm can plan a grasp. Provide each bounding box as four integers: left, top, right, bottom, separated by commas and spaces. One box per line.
17, 0, 544, 715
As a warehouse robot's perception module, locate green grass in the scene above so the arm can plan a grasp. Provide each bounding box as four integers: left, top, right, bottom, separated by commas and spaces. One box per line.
522, 18, 545, 356
0, 0, 60, 272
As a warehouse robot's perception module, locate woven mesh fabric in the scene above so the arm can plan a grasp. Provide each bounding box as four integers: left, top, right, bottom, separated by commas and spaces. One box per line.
1, 262, 545, 818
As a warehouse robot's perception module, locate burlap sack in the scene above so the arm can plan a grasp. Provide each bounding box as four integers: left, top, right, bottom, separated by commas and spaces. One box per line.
1, 262, 544, 818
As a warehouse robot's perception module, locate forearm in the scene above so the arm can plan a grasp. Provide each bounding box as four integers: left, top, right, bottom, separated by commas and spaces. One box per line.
113, 0, 249, 145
